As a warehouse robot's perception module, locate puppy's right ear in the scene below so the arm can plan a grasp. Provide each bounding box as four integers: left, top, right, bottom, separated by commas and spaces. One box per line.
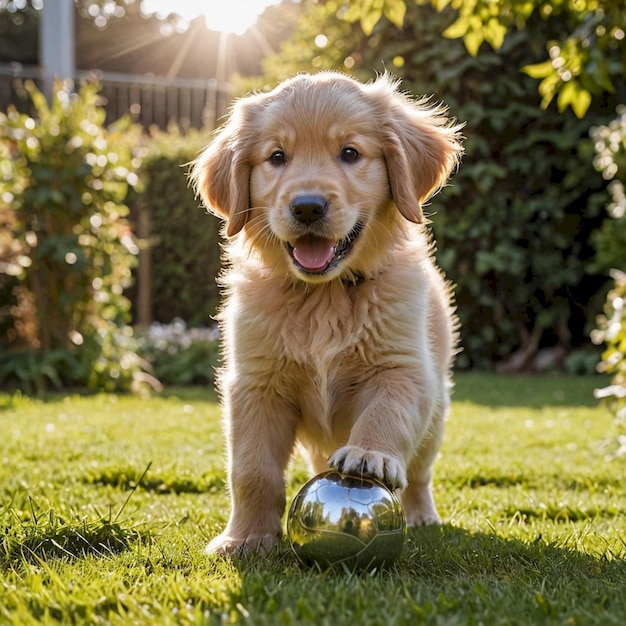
366, 74, 463, 224
190, 108, 252, 238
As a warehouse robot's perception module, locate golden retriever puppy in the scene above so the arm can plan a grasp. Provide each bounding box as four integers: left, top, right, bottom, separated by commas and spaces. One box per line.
191, 72, 463, 556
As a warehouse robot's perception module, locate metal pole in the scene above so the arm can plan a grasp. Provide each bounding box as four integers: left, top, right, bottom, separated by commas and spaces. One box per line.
39, 0, 75, 100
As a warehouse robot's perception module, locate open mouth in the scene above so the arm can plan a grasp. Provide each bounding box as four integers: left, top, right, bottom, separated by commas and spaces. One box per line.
286, 222, 364, 275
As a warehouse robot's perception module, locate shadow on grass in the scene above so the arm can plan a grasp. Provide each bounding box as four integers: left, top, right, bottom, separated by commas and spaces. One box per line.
248, 524, 625, 583
159, 386, 218, 402
84, 465, 225, 495
0, 385, 218, 410
452, 372, 607, 409
0, 374, 603, 410
402, 524, 624, 581
227, 523, 625, 623
0, 506, 143, 570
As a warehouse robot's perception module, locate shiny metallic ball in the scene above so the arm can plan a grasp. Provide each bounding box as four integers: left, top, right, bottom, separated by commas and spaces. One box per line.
287, 470, 406, 569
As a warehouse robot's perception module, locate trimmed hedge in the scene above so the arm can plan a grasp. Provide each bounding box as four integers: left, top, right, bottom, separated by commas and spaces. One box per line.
129, 127, 221, 328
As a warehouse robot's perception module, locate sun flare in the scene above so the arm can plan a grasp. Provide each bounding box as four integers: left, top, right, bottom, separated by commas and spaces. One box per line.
141, 0, 282, 35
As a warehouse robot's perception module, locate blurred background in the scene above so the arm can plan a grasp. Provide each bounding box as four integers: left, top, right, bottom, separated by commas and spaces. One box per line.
0, 1, 624, 414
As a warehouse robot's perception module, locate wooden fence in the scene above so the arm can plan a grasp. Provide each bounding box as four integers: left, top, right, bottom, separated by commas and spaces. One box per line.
0, 63, 231, 129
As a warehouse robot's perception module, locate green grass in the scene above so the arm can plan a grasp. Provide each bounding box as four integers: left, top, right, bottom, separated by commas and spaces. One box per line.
1, 373, 625, 625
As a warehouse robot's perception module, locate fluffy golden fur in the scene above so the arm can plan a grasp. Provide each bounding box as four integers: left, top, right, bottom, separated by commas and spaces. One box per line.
191, 72, 463, 556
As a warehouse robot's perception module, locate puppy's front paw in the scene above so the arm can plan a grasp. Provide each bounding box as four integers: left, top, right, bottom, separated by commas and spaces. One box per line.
328, 446, 407, 490
206, 530, 280, 557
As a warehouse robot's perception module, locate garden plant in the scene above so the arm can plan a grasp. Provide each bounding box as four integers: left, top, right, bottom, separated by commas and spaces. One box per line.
590, 108, 626, 427
0, 80, 145, 393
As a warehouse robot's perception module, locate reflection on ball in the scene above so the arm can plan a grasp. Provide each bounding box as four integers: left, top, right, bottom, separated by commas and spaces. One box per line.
287, 470, 406, 569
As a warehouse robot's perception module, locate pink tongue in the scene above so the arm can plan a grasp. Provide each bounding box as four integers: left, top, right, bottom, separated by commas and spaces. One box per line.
292, 236, 336, 272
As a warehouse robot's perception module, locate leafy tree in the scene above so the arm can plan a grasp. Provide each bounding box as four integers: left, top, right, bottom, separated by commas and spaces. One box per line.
341, 0, 626, 118
0, 1, 298, 83
0, 80, 145, 391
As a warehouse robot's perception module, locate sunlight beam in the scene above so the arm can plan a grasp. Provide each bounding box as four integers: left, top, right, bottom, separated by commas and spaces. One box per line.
140, 0, 283, 35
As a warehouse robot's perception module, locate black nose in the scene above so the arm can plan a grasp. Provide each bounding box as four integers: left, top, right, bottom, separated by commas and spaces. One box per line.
290, 194, 329, 225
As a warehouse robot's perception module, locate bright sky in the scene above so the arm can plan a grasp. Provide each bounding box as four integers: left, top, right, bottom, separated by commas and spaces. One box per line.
141, 0, 283, 35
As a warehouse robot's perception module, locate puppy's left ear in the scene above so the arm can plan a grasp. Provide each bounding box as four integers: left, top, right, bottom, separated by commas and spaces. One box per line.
374, 79, 464, 223
190, 101, 257, 238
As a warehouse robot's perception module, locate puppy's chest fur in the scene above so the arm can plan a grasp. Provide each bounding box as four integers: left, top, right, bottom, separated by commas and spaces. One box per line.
230, 271, 394, 367
222, 259, 430, 447
228, 277, 375, 439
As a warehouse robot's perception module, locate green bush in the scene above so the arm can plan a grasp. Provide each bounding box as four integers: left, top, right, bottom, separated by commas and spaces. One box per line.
590, 107, 626, 274
593, 270, 626, 422
129, 126, 221, 327
0, 80, 145, 392
257, 2, 624, 370
134, 319, 219, 386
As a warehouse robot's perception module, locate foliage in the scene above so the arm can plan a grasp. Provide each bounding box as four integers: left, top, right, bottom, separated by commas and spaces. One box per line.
593, 270, 626, 423
343, 0, 407, 34
258, 2, 623, 370
0, 375, 624, 623
341, 0, 626, 118
0, 79, 145, 392
590, 107, 626, 421
590, 106, 626, 272
129, 126, 221, 328
135, 319, 220, 386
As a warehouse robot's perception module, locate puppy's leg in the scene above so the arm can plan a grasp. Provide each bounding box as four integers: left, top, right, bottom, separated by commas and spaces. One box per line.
208, 391, 297, 556
328, 367, 439, 491
398, 407, 446, 525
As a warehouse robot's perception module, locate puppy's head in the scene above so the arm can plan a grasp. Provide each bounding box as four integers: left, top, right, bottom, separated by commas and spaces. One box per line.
191, 72, 463, 283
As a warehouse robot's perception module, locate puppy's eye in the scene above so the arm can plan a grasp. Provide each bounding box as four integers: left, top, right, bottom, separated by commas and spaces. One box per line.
340, 147, 360, 163
269, 150, 286, 165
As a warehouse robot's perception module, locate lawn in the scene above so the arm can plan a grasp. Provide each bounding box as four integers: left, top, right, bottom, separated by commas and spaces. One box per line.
1, 373, 625, 625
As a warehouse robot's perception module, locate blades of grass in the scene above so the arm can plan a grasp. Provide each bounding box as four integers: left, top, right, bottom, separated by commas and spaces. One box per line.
48, 538, 79, 560
28, 495, 39, 528
114, 461, 152, 524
